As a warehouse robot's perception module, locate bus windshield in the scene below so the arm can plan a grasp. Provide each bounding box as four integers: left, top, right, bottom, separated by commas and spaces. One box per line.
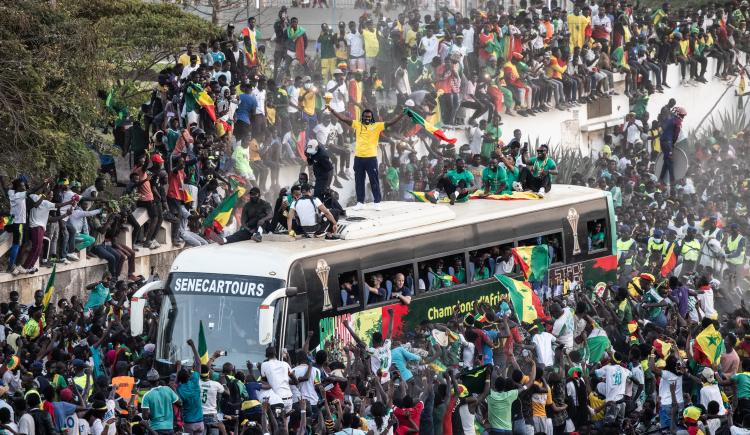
158, 272, 284, 368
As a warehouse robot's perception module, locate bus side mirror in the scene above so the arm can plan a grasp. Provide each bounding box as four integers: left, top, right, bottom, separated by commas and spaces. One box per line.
259, 287, 298, 345
130, 280, 164, 336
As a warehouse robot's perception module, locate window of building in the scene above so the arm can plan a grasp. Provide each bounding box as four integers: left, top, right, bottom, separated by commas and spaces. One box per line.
418, 253, 467, 293
363, 263, 415, 305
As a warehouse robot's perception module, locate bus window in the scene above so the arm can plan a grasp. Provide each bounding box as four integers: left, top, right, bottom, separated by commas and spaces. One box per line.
284, 312, 305, 357
363, 264, 415, 305
338, 271, 361, 308
518, 232, 564, 264
470, 242, 515, 280
418, 254, 467, 292
587, 218, 607, 252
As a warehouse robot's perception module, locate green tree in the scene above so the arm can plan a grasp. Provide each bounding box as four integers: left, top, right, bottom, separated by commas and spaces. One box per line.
0, 0, 220, 182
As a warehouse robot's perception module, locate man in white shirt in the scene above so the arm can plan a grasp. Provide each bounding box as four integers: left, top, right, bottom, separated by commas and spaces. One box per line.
624, 112, 644, 150
419, 27, 439, 65
291, 349, 320, 407
260, 346, 295, 412
23, 192, 71, 273
550, 303, 575, 352
531, 328, 556, 368
287, 184, 338, 238
313, 115, 343, 147
199, 365, 228, 430
325, 69, 349, 114
344, 21, 365, 72
180, 56, 200, 81
594, 353, 636, 425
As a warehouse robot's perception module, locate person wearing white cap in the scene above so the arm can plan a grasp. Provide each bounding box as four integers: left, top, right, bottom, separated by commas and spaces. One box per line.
699, 367, 726, 416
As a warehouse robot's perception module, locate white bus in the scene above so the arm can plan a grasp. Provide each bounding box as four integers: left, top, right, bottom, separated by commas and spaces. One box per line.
130, 185, 617, 367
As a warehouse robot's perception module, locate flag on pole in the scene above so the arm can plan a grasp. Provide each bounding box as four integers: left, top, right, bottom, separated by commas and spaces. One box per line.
693, 324, 725, 366
494, 275, 546, 323
403, 107, 457, 144
198, 320, 209, 365
660, 243, 678, 277
512, 245, 550, 282
187, 84, 216, 122
42, 265, 56, 309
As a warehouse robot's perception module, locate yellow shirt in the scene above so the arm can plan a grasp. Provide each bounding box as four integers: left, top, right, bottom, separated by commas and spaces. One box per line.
567, 14, 589, 48
362, 29, 379, 58
405, 29, 418, 48
352, 120, 385, 158
300, 89, 316, 116
589, 392, 605, 421
178, 53, 200, 66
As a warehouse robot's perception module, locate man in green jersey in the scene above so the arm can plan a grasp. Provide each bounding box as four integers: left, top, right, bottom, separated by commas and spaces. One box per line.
435, 157, 475, 205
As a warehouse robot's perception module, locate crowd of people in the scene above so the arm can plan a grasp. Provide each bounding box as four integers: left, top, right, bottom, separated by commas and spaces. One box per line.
3, 0, 750, 434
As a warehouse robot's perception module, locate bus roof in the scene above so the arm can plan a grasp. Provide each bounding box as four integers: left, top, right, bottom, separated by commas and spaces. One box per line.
169, 185, 608, 279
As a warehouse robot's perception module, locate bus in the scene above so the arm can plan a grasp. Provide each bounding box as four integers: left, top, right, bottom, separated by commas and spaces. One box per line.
130, 184, 617, 368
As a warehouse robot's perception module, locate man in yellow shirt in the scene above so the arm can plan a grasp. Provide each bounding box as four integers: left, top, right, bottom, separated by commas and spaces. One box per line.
329, 106, 405, 211
177, 43, 201, 67
362, 20, 380, 71
299, 76, 318, 142
567, 6, 589, 49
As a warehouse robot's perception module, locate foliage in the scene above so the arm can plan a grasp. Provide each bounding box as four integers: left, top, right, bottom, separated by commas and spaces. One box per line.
0, 0, 220, 183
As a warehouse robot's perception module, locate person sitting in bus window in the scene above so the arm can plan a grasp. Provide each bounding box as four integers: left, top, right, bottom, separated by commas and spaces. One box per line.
448, 257, 467, 284
589, 222, 606, 250
473, 253, 492, 281
495, 246, 515, 275
429, 158, 475, 205
287, 183, 338, 240
389, 273, 413, 305
365, 273, 387, 304
340, 275, 360, 306
426, 258, 453, 291
212, 187, 272, 244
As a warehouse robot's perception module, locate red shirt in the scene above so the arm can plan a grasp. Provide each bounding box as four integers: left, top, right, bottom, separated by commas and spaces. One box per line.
133, 166, 153, 202
394, 401, 424, 435
167, 169, 186, 201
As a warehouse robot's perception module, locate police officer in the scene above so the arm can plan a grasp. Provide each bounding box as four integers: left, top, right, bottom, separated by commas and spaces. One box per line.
679, 226, 702, 274
617, 224, 637, 286
305, 139, 334, 199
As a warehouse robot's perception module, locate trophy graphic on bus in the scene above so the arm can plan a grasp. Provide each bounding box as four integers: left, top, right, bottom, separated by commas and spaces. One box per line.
316, 259, 333, 311
567, 208, 581, 255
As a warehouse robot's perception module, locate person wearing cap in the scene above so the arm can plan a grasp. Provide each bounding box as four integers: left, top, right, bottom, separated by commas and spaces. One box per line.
304, 139, 334, 198
725, 223, 746, 291
325, 68, 349, 115
699, 366, 727, 416
328, 103, 405, 211
678, 226, 701, 272
647, 228, 668, 260
141, 367, 182, 433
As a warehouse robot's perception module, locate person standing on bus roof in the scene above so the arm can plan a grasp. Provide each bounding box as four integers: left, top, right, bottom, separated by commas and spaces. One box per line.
328, 104, 406, 212
213, 187, 272, 244
304, 139, 334, 199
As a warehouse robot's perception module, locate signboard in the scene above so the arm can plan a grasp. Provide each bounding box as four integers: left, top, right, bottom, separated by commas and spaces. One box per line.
169, 272, 284, 298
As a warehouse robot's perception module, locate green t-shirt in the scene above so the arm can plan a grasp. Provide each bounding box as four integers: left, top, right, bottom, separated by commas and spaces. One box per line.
166, 129, 180, 152
487, 389, 519, 430
503, 166, 519, 194
446, 169, 474, 188
643, 289, 664, 320
318, 32, 336, 59
733, 373, 750, 399
482, 166, 506, 193
142, 385, 180, 430
529, 156, 557, 181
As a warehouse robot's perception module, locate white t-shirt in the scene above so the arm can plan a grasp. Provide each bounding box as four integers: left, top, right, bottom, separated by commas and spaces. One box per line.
458, 403, 475, 434
291, 196, 323, 227
625, 120, 643, 144
60, 190, 76, 221
700, 383, 726, 415
731, 426, 750, 435
345, 32, 365, 57
199, 379, 225, 414
313, 122, 343, 146
260, 359, 293, 399
532, 332, 556, 368
7, 190, 27, 225
658, 370, 683, 406
365, 416, 393, 435
29, 194, 55, 228
251, 89, 266, 115
462, 27, 475, 53
287, 86, 300, 114
367, 339, 393, 383
18, 413, 34, 435
552, 307, 575, 351
326, 80, 349, 113
419, 35, 439, 64
291, 364, 320, 403
595, 364, 631, 402
698, 288, 716, 318
79, 418, 91, 435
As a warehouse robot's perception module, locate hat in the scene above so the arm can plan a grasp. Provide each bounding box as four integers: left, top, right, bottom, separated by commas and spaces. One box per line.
404, 99, 415, 107
57, 178, 70, 186
306, 139, 319, 155
59, 388, 74, 402
146, 368, 160, 382
70, 180, 81, 188
601, 144, 612, 156
6, 356, 20, 371
143, 343, 156, 354
683, 405, 702, 423
302, 75, 312, 82
31, 361, 44, 371
653, 229, 663, 238
431, 330, 450, 347
568, 367, 582, 378
639, 273, 656, 282
72, 359, 87, 369
333, 68, 344, 75
457, 384, 469, 398
150, 153, 165, 164
701, 367, 715, 382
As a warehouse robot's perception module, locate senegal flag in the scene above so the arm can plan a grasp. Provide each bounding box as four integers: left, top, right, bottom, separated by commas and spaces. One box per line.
403, 107, 457, 144
198, 320, 209, 365
660, 243, 678, 277
494, 275, 546, 324
42, 265, 56, 309
202, 189, 241, 233
512, 245, 550, 283
693, 324, 724, 366
186, 84, 216, 122
586, 327, 611, 364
